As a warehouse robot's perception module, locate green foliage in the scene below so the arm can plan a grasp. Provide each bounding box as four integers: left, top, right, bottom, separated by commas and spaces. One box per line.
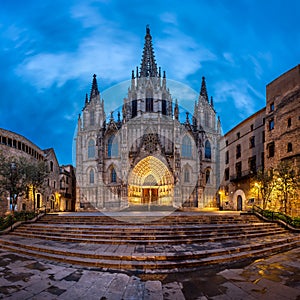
253, 161, 300, 214
253, 206, 300, 228
0, 151, 49, 212
0, 211, 36, 231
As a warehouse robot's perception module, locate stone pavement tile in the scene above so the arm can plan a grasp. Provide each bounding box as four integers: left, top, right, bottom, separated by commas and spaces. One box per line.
219, 282, 256, 300
218, 269, 245, 281
79, 274, 117, 299
230, 281, 266, 297
24, 278, 53, 295
96, 273, 129, 300
4, 289, 35, 300
57, 285, 87, 299
32, 291, 59, 299
144, 280, 163, 300
52, 267, 82, 281
76, 270, 104, 288
162, 281, 185, 300
256, 278, 300, 299
52, 278, 77, 290
41, 264, 67, 275
122, 276, 144, 300
107, 272, 131, 293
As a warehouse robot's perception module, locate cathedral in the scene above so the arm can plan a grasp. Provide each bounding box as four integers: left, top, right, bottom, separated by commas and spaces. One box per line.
75, 26, 222, 211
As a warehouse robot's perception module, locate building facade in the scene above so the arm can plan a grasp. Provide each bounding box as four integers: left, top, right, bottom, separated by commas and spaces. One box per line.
220, 109, 265, 211
76, 26, 222, 211
0, 129, 76, 215
220, 64, 300, 212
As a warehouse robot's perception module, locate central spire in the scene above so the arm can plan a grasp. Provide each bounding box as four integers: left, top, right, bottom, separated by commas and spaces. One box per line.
139, 25, 158, 78
90, 74, 100, 99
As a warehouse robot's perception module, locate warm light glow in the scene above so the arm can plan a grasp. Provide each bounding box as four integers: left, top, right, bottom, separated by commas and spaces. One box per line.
128, 156, 174, 205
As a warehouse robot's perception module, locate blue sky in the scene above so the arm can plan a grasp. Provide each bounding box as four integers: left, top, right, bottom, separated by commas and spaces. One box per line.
0, 0, 299, 165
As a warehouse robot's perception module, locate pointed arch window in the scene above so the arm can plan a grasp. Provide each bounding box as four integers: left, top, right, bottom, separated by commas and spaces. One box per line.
204, 111, 209, 127
111, 168, 117, 183
89, 169, 95, 184
184, 168, 190, 183
88, 139, 95, 158
182, 135, 192, 158
204, 140, 211, 159
90, 111, 95, 126
146, 90, 153, 112
132, 99, 137, 118
108, 135, 118, 157
205, 169, 211, 184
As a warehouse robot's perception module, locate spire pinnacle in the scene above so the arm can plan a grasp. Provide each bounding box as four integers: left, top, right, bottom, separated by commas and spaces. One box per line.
90, 74, 100, 99
139, 25, 158, 78
200, 76, 209, 102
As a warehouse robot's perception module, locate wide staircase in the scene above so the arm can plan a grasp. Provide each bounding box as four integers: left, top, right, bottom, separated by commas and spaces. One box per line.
0, 212, 299, 274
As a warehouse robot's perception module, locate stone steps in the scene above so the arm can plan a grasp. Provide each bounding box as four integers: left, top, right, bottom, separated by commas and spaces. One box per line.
0, 235, 299, 273
38, 214, 259, 225
10, 225, 286, 245
0, 213, 299, 274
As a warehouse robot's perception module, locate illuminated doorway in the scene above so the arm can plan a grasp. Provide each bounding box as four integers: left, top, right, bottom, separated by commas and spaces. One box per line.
128, 156, 174, 206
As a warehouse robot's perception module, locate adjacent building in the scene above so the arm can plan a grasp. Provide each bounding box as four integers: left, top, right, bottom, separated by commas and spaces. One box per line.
220, 64, 300, 212
0, 129, 76, 215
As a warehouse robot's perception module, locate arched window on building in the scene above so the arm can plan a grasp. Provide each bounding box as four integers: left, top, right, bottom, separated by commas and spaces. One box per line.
182, 135, 192, 158
111, 167, 117, 183
146, 90, 153, 112
204, 111, 209, 127
204, 140, 211, 159
184, 168, 190, 183
162, 93, 167, 115
132, 99, 137, 118
108, 135, 118, 157
88, 139, 95, 158
89, 169, 94, 184
90, 111, 95, 126
205, 169, 211, 184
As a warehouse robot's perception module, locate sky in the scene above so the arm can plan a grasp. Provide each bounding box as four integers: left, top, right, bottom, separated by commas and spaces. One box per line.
0, 0, 299, 165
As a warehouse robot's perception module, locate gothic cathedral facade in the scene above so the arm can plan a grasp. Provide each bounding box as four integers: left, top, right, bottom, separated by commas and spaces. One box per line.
76, 26, 222, 211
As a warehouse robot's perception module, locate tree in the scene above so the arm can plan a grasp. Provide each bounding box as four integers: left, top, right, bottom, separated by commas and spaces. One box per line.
0, 153, 29, 212
252, 169, 276, 209
0, 152, 49, 213
274, 161, 300, 214
24, 160, 49, 212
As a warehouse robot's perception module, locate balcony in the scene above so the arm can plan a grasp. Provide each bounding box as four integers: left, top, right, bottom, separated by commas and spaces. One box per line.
230, 170, 255, 182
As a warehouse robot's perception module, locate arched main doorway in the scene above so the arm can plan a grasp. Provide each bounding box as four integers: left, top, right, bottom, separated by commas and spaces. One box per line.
128, 156, 174, 206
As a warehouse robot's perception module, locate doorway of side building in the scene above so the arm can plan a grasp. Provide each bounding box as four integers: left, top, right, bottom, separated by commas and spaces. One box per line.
237, 195, 243, 211
128, 156, 174, 206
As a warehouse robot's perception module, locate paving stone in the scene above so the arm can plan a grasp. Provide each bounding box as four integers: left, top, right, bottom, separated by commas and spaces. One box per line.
122, 276, 144, 300
218, 269, 245, 281
144, 280, 163, 300
24, 279, 53, 295
163, 282, 185, 300
4, 289, 35, 300
220, 282, 256, 299
256, 278, 300, 299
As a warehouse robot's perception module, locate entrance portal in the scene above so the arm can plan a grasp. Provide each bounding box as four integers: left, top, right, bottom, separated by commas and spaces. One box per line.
237, 195, 243, 211
128, 156, 174, 206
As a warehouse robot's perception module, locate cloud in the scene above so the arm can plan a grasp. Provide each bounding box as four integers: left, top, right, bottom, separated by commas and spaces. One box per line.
160, 12, 178, 25
213, 79, 262, 118
156, 28, 217, 80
